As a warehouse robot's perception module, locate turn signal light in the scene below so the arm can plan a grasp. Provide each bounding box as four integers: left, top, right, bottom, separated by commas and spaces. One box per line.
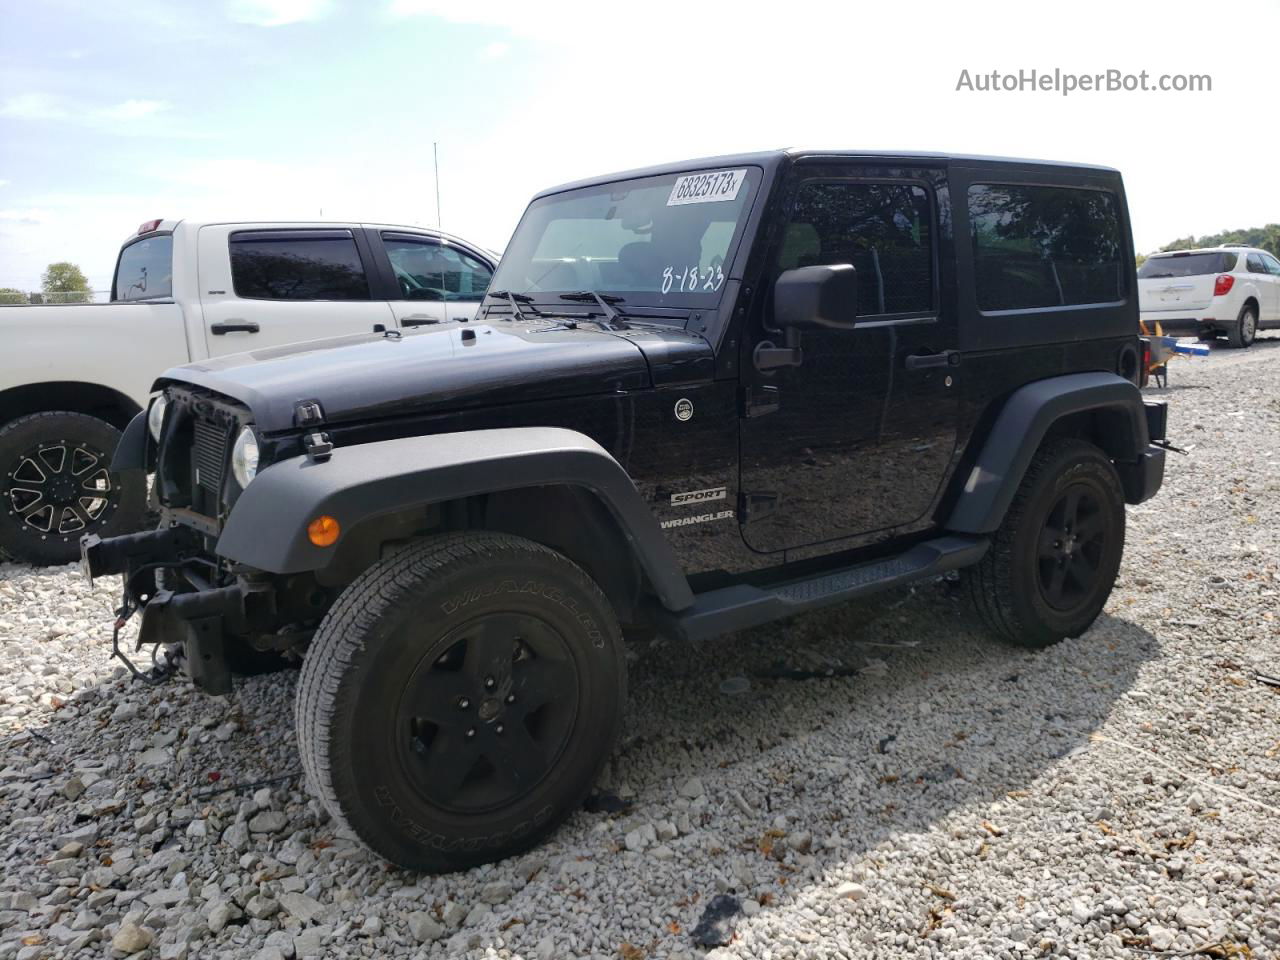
1213, 274, 1234, 297
307, 515, 340, 547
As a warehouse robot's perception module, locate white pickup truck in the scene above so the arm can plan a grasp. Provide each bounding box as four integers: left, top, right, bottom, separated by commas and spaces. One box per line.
0, 218, 497, 564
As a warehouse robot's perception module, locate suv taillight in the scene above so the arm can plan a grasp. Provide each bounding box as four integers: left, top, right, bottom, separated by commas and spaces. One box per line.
1214, 274, 1234, 297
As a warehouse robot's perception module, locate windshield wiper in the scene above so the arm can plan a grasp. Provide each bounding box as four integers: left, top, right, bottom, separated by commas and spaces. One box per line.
559, 291, 627, 325
486, 290, 540, 321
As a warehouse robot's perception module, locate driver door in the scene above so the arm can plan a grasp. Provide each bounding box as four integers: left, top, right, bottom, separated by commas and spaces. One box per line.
380, 233, 494, 327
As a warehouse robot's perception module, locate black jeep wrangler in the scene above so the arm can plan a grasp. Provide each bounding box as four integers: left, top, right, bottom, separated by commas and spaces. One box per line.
84, 150, 1168, 872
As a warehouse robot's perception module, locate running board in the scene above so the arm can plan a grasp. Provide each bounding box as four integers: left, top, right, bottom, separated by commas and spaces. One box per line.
661, 535, 989, 642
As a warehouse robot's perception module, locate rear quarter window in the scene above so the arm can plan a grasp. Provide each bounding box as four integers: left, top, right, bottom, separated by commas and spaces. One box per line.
113, 235, 174, 301
969, 184, 1124, 311
229, 231, 371, 301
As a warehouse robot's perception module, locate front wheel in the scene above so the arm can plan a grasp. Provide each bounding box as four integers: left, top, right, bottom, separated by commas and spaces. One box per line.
0, 411, 147, 565
296, 531, 625, 872
963, 439, 1125, 648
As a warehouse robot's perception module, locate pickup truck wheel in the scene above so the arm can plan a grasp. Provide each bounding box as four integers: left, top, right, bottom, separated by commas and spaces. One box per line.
296, 531, 625, 872
1228, 304, 1257, 348
964, 439, 1125, 648
0, 412, 147, 566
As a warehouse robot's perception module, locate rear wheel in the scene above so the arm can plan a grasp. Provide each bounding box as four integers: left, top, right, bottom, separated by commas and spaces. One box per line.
296, 531, 625, 872
0, 412, 147, 565
964, 439, 1125, 648
1228, 304, 1258, 348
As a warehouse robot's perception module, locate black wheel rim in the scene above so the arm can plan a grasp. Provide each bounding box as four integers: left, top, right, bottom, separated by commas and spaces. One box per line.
5, 440, 115, 539
394, 612, 579, 814
1036, 483, 1108, 612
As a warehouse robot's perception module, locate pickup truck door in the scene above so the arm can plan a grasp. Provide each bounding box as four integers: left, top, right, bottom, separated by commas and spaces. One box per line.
197, 226, 396, 357
738, 163, 959, 554
373, 231, 496, 330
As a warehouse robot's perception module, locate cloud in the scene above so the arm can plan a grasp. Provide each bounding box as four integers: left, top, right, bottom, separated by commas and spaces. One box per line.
481, 41, 510, 60
227, 0, 332, 26
0, 180, 9, 188
0, 208, 53, 226
0, 93, 70, 120
97, 99, 170, 120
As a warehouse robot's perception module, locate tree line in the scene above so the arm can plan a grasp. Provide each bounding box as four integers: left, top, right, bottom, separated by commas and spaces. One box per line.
1138, 223, 1280, 266
0, 262, 95, 304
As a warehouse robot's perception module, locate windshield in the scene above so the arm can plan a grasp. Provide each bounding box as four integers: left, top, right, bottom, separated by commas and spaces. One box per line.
1138, 251, 1235, 279
489, 166, 761, 312
113, 234, 174, 301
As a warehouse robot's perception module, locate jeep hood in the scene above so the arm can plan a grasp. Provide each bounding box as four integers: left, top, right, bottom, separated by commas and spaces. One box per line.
158, 319, 707, 433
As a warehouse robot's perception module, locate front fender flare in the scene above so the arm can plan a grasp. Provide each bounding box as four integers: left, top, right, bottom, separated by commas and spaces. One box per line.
946, 372, 1149, 534
216, 427, 695, 611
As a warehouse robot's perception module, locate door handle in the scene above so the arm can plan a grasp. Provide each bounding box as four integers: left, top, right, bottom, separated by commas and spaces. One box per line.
401, 315, 442, 327
904, 350, 960, 370
210, 320, 260, 335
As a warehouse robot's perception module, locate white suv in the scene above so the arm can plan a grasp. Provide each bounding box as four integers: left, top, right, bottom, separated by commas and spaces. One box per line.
1138, 245, 1280, 348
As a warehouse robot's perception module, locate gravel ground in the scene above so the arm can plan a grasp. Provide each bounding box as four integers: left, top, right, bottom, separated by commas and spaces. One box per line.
1, 337, 1278, 960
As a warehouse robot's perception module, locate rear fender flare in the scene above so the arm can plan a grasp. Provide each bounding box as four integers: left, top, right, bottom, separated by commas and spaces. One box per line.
946, 372, 1148, 534
215, 427, 695, 611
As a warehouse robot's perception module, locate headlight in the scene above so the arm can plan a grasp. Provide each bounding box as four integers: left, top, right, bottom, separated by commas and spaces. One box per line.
231, 426, 259, 488
147, 395, 168, 441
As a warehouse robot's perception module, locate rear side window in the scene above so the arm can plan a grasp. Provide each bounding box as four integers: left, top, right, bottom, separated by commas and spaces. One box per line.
1138, 251, 1234, 279
382, 236, 493, 301
969, 184, 1124, 311
114, 235, 173, 301
230, 230, 370, 300
777, 181, 933, 316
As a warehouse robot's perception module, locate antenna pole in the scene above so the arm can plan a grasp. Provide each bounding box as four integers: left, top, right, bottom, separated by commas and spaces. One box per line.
433, 142, 442, 229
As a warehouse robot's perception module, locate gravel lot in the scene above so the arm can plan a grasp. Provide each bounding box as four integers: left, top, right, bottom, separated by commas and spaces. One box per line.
1, 337, 1278, 960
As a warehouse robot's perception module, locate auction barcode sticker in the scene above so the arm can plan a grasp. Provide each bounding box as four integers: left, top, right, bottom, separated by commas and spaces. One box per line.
667, 169, 747, 206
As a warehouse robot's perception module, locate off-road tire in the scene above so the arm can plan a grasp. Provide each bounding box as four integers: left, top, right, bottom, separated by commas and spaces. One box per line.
1228, 304, 1258, 348
0, 412, 147, 566
964, 439, 1125, 648
296, 531, 625, 872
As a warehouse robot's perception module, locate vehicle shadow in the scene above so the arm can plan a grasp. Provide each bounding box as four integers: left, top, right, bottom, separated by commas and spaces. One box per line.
598, 580, 1155, 930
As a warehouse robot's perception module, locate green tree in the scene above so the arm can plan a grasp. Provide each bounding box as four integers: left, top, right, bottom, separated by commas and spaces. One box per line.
0, 287, 29, 305
1156, 224, 1280, 258
41, 262, 93, 303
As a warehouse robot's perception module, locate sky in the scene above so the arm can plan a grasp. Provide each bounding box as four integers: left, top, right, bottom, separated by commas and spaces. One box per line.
1, 0, 1277, 292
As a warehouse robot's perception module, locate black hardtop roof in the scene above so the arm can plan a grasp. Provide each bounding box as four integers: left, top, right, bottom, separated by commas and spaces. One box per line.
534, 148, 1121, 199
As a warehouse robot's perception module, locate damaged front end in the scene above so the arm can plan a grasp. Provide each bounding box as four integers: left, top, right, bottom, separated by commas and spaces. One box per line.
81, 526, 315, 695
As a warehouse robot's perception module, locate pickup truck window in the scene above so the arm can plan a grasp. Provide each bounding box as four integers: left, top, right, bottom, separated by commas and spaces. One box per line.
382, 236, 493, 302
969, 184, 1123, 312
229, 230, 371, 301
113, 235, 173, 301
776, 181, 933, 317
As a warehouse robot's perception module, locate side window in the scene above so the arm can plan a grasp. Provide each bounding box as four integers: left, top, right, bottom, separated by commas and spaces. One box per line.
776, 181, 933, 317
1220, 252, 1238, 272
969, 184, 1124, 311
229, 230, 370, 301
1262, 253, 1280, 275
1246, 253, 1268, 274
383, 236, 493, 301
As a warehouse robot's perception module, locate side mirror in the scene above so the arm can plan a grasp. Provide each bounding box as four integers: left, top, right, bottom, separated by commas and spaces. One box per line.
755, 264, 858, 371
774, 263, 858, 330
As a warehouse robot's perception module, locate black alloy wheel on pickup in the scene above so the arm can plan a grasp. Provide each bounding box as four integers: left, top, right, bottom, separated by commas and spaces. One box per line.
965, 438, 1126, 648
0, 412, 147, 566
296, 531, 625, 872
